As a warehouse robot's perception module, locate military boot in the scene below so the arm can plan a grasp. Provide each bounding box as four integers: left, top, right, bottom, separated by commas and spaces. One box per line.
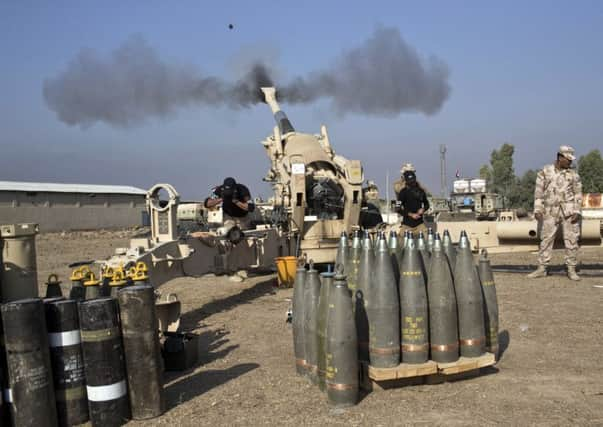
567, 266, 580, 281
527, 265, 547, 278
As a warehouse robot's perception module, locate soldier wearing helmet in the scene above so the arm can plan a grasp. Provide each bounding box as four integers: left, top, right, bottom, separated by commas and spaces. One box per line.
396, 164, 430, 235
393, 163, 416, 198
204, 177, 255, 230
527, 146, 582, 281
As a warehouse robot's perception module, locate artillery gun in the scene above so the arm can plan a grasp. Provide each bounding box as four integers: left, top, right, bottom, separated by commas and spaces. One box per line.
100, 86, 366, 287
260, 87, 364, 263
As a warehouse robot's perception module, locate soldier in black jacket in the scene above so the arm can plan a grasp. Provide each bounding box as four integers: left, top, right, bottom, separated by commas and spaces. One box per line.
397, 170, 430, 235
204, 177, 255, 229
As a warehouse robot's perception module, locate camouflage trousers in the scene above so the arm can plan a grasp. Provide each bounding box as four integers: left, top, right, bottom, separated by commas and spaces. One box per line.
537, 215, 580, 267
223, 213, 251, 230
398, 222, 428, 237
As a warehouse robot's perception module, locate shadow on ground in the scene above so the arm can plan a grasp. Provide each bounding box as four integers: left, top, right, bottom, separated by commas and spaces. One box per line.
180, 277, 276, 329
165, 362, 260, 410
498, 329, 510, 359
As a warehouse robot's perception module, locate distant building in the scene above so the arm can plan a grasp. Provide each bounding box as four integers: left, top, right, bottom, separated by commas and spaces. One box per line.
0, 181, 148, 232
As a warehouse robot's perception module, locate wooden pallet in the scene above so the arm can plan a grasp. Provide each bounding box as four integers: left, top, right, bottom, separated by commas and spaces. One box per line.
360, 352, 496, 391
437, 353, 496, 375
368, 360, 438, 381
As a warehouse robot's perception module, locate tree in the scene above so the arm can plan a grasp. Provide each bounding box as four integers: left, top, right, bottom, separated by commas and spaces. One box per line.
479, 164, 492, 189
578, 149, 603, 193
489, 143, 516, 207
508, 169, 537, 210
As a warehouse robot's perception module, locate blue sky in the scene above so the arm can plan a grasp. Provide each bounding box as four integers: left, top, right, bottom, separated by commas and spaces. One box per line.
1, 1, 602, 199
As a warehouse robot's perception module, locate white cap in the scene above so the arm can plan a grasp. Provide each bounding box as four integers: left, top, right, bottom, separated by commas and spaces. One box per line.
400, 163, 416, 174
558, 145, 576, 161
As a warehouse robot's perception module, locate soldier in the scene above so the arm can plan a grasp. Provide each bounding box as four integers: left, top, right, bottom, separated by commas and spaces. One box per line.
527, 146, 582, 281
204, 177, 255, 230
393, 163, 416, 198
397, 167, 430, 236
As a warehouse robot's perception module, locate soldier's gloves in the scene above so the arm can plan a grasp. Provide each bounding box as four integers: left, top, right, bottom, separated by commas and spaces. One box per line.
534, 212, 543, 221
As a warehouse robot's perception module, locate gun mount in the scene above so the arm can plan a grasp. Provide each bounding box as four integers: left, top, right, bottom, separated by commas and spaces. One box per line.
260, 87, 364, 263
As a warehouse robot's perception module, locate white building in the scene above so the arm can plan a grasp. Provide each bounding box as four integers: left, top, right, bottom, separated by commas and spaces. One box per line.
0, 181, 148, 232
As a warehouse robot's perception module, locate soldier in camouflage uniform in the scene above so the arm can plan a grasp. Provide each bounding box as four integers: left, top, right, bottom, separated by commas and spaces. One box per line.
527, 146, 582, 281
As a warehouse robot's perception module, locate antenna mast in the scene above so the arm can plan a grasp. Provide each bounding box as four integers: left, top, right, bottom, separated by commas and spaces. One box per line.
439, 144, 447, 198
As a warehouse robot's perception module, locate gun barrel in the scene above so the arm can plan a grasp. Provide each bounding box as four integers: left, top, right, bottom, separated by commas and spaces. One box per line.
261, 87, 294, 134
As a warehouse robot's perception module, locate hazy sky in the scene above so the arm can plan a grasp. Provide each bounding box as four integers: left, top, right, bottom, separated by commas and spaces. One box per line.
1, 1, 602, 200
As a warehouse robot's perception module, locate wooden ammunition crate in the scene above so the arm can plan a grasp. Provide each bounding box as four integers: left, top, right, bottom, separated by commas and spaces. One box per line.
360, 352, 496, 391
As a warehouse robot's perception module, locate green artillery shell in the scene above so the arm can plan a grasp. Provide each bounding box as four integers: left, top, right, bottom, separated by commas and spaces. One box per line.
355, 231, 374, 362
478, 249, 500, 357
399, 234, 429, 364
335, 232, 349, 272
442, 230, 456, 274
417, 231, 431, 278
303, 261, 321, 384
345, 230, 362, 296
317, 271, 335, 392
427, 234, 460, 363
292, 260, 307, 376
388, 230, 403, 289
368, 233, 400, 368
426, 227, 435, 254
454, 231, 486, 358
325, 268, 358, 408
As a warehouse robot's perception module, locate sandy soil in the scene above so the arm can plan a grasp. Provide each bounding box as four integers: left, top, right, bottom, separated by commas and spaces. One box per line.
35, 231, 603, 426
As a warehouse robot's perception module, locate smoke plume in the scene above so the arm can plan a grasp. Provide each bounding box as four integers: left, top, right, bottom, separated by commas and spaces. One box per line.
44, 28, 450, 128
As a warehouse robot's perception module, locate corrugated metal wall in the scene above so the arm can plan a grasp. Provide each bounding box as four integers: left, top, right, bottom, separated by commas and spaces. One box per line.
0, 191, 147, 232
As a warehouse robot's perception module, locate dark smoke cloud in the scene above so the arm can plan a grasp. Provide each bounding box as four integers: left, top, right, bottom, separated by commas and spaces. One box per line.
280, 27, 450, 116
44, 28, 449, 128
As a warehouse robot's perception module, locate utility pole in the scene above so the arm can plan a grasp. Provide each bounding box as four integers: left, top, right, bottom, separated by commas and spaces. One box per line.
439, 144, 447, 198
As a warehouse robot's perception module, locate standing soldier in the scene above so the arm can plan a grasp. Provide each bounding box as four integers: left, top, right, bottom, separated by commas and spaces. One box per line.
527, 146, 582, 281
396, 164, 430, 236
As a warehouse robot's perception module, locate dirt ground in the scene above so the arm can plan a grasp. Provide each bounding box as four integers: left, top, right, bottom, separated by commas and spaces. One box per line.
35, 231, 603, 426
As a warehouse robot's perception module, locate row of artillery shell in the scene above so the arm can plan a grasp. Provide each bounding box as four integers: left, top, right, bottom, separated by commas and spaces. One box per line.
0, 284, 164, 427
291, 228, 499, 405
293, 262, 359, 408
